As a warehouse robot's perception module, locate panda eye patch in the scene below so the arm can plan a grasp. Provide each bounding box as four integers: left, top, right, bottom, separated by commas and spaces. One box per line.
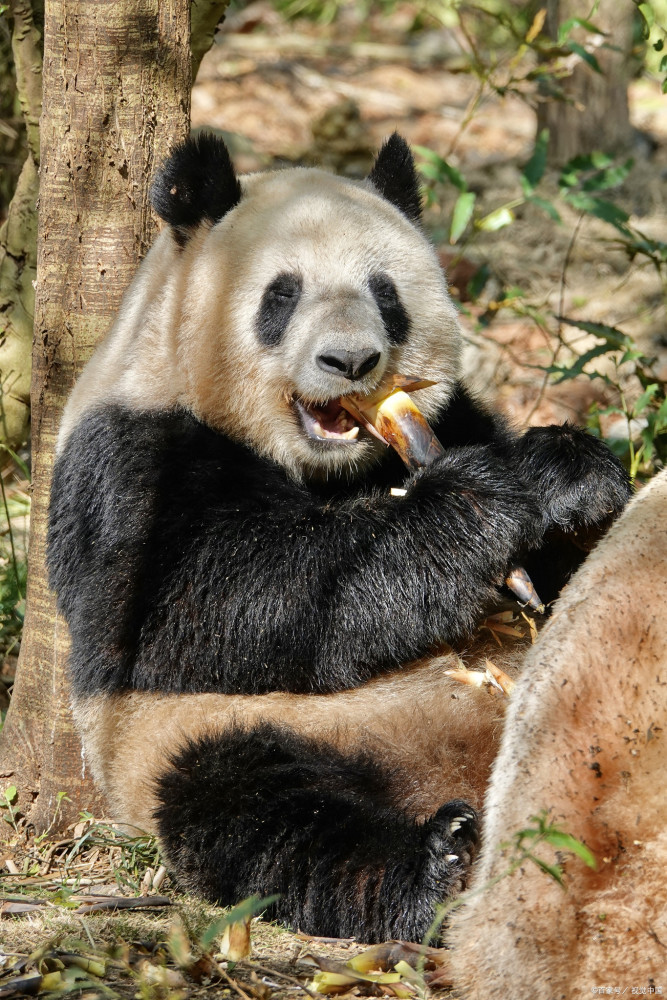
369, 273, 410, 345
256, 273, 303, 346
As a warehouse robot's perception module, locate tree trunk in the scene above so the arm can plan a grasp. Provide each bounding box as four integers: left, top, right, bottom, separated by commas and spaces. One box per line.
0, 0, 191, 835
538, 0, 634, 165
0, 156, 38, 452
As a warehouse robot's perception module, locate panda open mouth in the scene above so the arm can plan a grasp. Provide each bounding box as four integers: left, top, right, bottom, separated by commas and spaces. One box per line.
294, 398, 360, 442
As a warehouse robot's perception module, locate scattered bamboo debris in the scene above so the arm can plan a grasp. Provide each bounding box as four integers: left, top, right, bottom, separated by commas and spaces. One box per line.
444, 658, 515, 698
299, 939, 453, 995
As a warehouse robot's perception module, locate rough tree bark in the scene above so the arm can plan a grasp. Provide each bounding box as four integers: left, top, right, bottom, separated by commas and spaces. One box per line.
538, 0, 635, 165
0, 0, 193, 835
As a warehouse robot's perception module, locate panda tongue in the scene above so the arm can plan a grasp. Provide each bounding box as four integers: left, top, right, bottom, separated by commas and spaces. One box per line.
304, 400, 360, 440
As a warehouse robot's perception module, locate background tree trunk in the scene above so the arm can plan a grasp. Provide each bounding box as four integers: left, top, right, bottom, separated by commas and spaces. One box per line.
0, 0, 192, 835
538, 0, 635, 165
0, 0, 42, 453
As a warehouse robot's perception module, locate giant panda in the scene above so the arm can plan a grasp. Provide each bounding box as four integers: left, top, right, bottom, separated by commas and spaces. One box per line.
47, 132, 631, 944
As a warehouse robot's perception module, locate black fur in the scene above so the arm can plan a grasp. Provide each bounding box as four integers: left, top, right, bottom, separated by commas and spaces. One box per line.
48, 388, 630, 700
154, 721, 479, 941
368, 273, 410, 345
367, 133, 422, 225
150, 132, 242, 246
256, 273, 303, 346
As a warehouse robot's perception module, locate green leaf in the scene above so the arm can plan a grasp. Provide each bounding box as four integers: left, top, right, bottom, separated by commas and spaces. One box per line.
638, 3, 655, 31
581, 158, 634, 192
501, 286, 526, 301
527, 193, 561, 222
557, 17, 604, 43
562, 191, 629, 230
414, 146, 467, 191
541, 830, 597, 869
0, 444, 30, 481
522, 129, 549, 191
466, 262, 490, 301
477, 205, 514, 232
449, 191, 476, 243
1, 784, 18, 806
633, 384, 659, 416
566, 41, 602, 73
560, 152, 613, 186
418, 163, 442, 182
654, 38, 664, 52
436, 161, 468, 192
618, 347, 646, 366
557, 317, 631, 348
528, 855, 566, 886
545, 343, 614, 383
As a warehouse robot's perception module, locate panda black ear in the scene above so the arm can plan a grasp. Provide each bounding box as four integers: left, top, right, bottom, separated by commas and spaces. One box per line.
367, 133, 422, 225
150, 132, 242, 247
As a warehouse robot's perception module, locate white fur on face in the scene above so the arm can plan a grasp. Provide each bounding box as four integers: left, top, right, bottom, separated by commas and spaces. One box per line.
59, 166, 462, 479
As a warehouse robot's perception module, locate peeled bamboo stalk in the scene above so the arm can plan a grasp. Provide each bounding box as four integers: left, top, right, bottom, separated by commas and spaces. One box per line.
341, 377, 545, 613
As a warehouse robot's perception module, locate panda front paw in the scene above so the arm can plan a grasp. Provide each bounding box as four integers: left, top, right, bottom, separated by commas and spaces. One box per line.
423, 799, 481, 897
514, 424, 632, 536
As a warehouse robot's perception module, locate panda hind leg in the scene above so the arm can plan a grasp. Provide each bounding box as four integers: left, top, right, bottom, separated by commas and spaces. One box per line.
153, 721, 479, 942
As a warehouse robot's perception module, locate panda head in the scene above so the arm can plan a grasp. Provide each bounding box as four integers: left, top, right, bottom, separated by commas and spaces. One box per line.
76, 133, 463, 480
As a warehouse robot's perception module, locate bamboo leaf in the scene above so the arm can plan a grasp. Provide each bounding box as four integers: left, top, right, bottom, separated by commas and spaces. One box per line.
566, 41, 602, 73
557, 17, 605, 43
522, 129, 549, 191
449, 191, 476, 243
414, 146, 468, 191
541, 830, 597, 869
557, 317, 631, 348
528, 855, 565, 886
562, 191, 629, 230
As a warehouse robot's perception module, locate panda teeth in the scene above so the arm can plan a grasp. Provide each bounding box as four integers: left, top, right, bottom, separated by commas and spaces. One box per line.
315, 423, 359, 441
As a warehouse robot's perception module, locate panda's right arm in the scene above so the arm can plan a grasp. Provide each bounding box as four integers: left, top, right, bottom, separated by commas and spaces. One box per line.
49, 405, 542, 698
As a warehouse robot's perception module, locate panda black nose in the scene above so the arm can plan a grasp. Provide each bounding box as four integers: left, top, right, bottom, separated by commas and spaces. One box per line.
316, 349, 381, 381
